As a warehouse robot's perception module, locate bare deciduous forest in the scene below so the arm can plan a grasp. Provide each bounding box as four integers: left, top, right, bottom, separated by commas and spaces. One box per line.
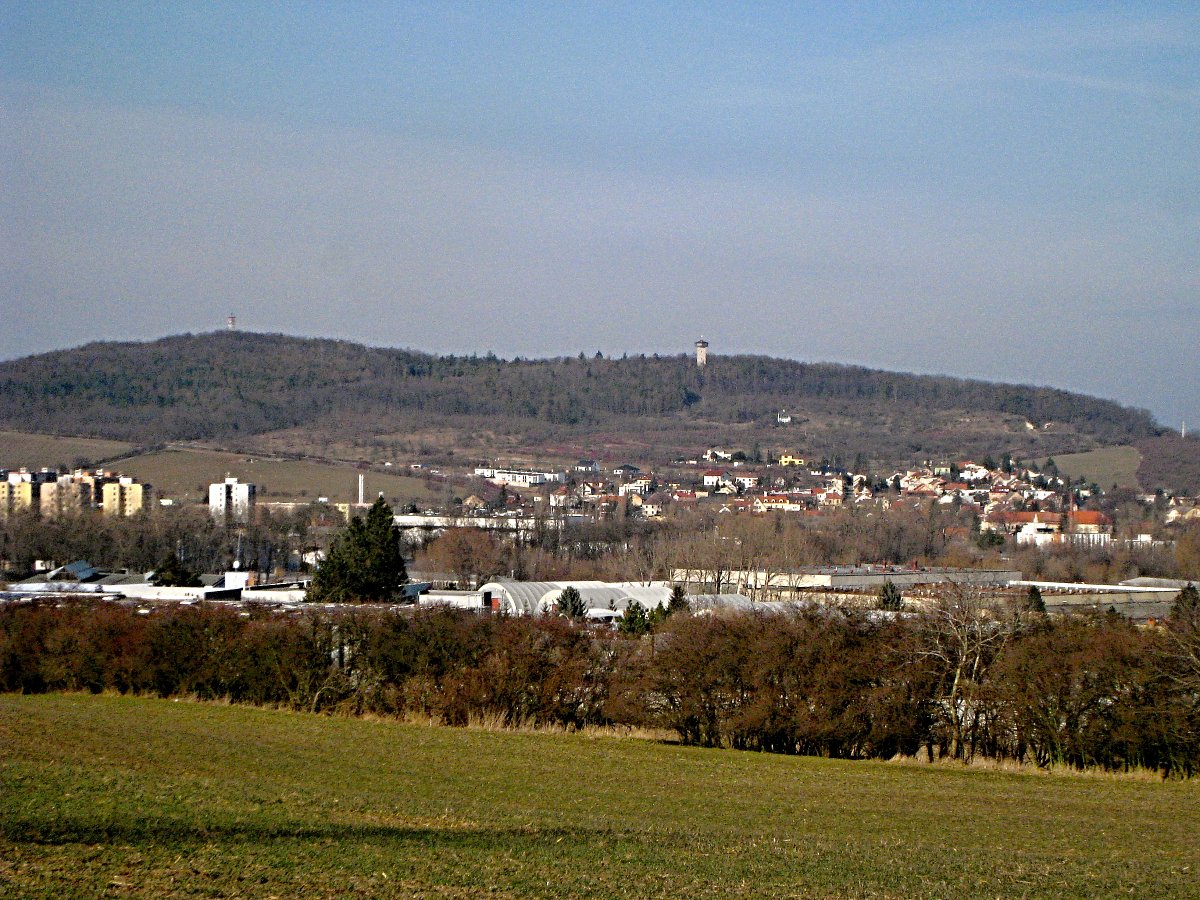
0, 332, 1177, 474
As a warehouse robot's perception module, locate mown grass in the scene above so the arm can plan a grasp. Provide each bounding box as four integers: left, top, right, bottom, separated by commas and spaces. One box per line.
2, 695, 1197, 898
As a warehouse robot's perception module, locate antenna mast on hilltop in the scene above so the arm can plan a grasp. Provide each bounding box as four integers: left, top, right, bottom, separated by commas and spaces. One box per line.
227, 313, 237, 331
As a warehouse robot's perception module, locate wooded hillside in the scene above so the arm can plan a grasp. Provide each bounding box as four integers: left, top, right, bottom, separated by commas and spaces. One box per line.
0, 331, 1162, 459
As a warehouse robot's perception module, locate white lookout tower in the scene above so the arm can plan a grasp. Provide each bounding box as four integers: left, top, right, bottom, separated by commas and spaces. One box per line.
695, 338, 709, 368
227, 313, 237, 331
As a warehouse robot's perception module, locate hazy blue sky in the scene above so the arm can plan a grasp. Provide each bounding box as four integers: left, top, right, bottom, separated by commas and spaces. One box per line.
3, 3, 1197, 428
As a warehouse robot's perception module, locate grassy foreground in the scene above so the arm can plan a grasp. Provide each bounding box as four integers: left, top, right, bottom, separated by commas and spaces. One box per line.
2, 696, 1197, 898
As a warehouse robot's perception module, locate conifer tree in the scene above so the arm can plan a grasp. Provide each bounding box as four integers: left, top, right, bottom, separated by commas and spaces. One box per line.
1023, 585, 1046, 614
667, 584, 690, 617
878, 580, 904, 611
619, 600, 650, 636
308, 497, 407, 602
151, 551, 202, 587
557, 586, 586, 620
1170, 582, 1199, 629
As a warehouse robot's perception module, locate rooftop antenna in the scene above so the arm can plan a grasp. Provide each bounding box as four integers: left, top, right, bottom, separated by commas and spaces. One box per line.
227, 313, 236, 331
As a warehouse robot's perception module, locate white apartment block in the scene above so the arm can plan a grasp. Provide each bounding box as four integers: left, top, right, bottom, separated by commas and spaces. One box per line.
209, 476, 257, 523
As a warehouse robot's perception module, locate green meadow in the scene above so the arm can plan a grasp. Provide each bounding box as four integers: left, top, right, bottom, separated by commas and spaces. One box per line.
105, 446, 442, 505
2, 694, 1197, 898
0, 431, 134, 471
1042, 445, 1143, 491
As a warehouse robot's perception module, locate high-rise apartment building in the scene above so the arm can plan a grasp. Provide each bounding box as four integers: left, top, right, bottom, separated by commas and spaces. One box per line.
209, 476, 256, 523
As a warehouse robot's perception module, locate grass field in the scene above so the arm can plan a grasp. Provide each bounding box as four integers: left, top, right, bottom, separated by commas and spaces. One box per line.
108, 447, 445, 505
1042, 445, 1143, 490
0, 431, 134, 470
2, 695, 1197, 898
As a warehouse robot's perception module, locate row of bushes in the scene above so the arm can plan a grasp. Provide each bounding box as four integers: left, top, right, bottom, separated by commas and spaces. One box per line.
2, 598, 1197, 775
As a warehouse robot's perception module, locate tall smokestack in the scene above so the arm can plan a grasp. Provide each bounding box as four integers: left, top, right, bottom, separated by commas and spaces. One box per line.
358, 473, 364, 505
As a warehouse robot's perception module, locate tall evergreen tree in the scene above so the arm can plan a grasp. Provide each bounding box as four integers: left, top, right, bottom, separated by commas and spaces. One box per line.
307, 497, 407, 602
619, 600, 650, 636
667, 584, 690, 617
1023, 585, 1046, 614
1170, 582, 1200, 629
151, 551, 202, 587
878, 580, 904, 611
557, 586, 586, 620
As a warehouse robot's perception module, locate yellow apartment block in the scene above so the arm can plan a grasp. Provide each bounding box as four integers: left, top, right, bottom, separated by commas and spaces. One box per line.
1, 481, 37, 518
39, 479, 94, 518
101, 480, 145, 517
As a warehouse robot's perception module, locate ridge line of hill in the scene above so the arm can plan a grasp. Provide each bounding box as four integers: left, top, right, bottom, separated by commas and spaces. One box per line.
0, 331, 1172, 470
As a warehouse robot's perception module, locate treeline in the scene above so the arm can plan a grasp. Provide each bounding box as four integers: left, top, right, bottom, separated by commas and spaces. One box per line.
3, 597, 1197, 776
0, 507, 313, 580
0, 331, 1159, 445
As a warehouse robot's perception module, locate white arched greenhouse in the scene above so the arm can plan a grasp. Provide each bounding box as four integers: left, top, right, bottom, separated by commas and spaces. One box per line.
477, 580, 674, 618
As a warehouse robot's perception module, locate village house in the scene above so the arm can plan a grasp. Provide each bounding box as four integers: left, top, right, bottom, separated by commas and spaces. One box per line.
958, 462, 992, 483
983, 510, 1064, 546
618, 476, 654, 497
575, 479, 610, 498
751, 494, 810, 513
474, 466, 566, 487
1068, 510, 1113, 546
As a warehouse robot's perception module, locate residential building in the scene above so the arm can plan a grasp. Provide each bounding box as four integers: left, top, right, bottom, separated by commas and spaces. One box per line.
473, 467, 565, 487
39, 475, 95, 517
1067, 510, 1113, 546
1, 478, 38, 518
209, 476, 256, 523
101, 477, 145, 517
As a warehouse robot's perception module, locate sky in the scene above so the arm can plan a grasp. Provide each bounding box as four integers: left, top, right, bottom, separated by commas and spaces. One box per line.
2, 2, 1197, 429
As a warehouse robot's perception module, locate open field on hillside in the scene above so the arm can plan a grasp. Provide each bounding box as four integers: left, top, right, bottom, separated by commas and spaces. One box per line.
0, 431, 134, 470
1044, 445, 1143, 490
3, 695, 1198, 898
109, 447, 447, 505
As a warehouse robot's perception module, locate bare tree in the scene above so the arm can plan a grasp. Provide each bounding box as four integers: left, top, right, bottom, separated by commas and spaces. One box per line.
910, 582, 1016, 761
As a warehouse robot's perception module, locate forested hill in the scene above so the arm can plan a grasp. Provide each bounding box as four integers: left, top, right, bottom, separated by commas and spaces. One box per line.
0, 331, 1160, 446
